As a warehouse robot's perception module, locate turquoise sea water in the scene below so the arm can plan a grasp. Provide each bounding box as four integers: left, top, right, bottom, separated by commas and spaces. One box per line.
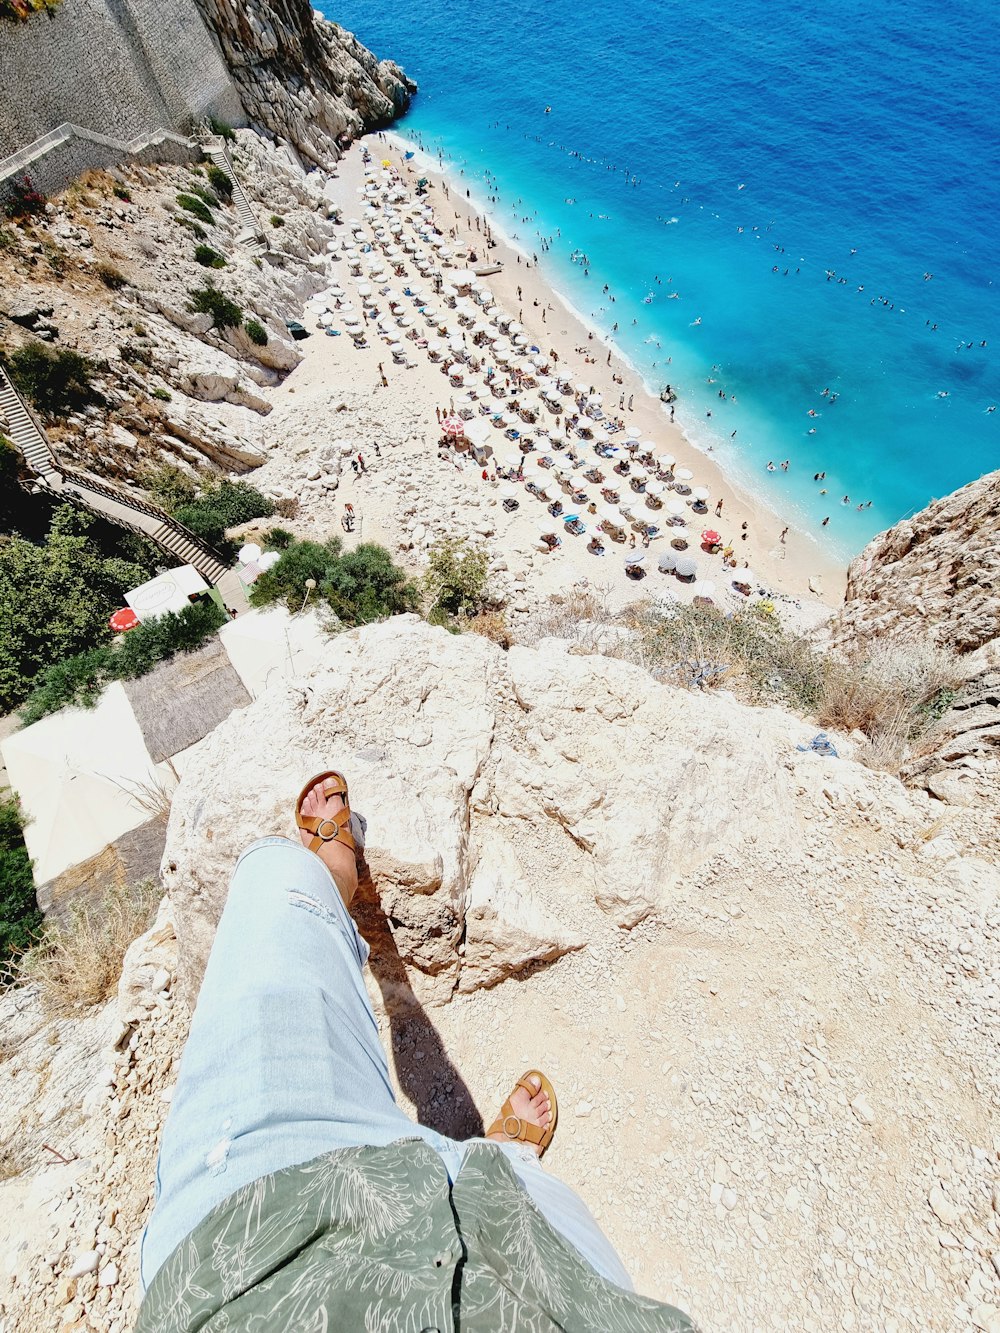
318, 0, 1000, 558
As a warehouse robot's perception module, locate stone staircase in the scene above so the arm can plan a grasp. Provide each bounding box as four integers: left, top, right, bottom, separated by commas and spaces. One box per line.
204, 138, 266, 251
0, 361, 231, 586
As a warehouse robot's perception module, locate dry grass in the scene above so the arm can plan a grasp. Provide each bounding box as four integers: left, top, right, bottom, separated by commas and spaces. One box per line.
513, 592, 962, 775
16, 879, 161, 1015
0, 1142, 29, 1182
466, 609, 514, 649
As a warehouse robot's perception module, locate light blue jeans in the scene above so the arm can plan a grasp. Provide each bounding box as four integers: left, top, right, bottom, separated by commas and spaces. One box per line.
140, 837, 631, 1291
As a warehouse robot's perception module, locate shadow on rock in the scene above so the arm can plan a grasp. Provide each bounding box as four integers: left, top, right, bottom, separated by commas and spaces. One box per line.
352, 869, 484, 1140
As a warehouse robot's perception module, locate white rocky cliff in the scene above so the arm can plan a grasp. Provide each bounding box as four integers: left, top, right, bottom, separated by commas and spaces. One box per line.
194, 0, 415, 164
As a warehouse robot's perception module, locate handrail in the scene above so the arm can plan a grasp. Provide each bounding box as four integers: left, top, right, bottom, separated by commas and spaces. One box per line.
0, 123, 196, 184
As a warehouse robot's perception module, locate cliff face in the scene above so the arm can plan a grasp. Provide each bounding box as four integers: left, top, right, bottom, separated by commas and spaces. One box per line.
839, 469, 1000, 656
194, 0, 415, 165
838, 470, 1000, 776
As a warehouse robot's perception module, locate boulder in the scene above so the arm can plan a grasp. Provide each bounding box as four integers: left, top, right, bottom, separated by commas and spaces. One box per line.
162, 618, 925, 1009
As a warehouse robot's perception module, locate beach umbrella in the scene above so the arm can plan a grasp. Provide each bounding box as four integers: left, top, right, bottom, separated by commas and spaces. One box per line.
692, 486, 711, 502
675, 555, 698, 579
442, 415, 465, 437
626, 426, 642, 440
599, 506, 622, 527
356, 283, 372, 297
389, 342, 405, 354
239, 542, 263, 564
701, 529, 722, 545
646, 479, 666, 495
499, 483, 518, 499
657, 550, 677, 572
624, 552, 646, 568
575, 381, 589, 394
675, 467, 694, 482
665, 499, 686, 517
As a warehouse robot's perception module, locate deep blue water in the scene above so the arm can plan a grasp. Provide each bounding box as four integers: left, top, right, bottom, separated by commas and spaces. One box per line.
318, 0, 1000, 558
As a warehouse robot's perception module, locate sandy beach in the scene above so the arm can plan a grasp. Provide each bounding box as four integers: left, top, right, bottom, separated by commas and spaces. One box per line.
262, 137, 845, 624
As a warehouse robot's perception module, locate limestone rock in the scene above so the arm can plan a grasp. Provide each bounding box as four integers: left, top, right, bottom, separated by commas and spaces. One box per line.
838, 469, 1000, 656
161, 617, 926, 1003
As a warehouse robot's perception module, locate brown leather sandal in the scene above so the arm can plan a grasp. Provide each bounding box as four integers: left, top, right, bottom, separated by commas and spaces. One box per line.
295, 771, 356, 857
486, 1070, 558, 1156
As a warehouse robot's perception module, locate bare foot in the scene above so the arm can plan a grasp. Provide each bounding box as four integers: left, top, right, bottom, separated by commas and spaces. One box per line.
298, 777, 359, 909
486, 1074, 553, 1157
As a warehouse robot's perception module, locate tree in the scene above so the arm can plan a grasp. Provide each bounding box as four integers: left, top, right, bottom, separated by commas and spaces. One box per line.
6, 341, 102, 417
0, 506, 147, 710
325, 544, 418, 624
250, 537, 417, 624
424, 538, 490, 619
0, 794, 41, 973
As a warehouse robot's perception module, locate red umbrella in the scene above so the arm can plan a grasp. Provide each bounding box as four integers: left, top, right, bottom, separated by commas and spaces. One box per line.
109, 607, 139, 632
701, 529, 722, 546
442, 414, 465, 437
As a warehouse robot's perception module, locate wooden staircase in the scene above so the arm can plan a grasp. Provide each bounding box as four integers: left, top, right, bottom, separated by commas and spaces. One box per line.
0, 361, 231, 586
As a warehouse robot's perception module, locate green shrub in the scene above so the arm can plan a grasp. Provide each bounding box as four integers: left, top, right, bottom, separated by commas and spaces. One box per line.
0, 507, 147, 711
261, 526, 294, 550
205, 166, 233, 202
424, 538, 490, 619
194, 244, 226, 269
20, 599, 227, 725
140, 462, 196, 512
6, 340, 102, 417
151, 387, 172, 402
175, 215, 207, 241
209, 117, 237, 142
176, 193, 214, 226
2, 175, 45, 220
94, 260, 127, 290
119, 342, 152, 366
0, 794, 42, 977
251, 536, 417, 625
244, 318, 268, 346
187, 283, 242, 329
270, 214, 285, 228
175, 480, 274, 549
188, 183, 220, 208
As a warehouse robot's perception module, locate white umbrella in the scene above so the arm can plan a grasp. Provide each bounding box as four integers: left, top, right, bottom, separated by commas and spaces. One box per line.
575, 381, 590, 394
665, 499, 686, 517
238, 542, 262, 564
626, 425, 642, 440
692, 486, 711, 502
675, 555, 698, 578
675, 467, 694, 482
658, 550, 677, 571
624, 552, 646, 567
646, 480, 666, 495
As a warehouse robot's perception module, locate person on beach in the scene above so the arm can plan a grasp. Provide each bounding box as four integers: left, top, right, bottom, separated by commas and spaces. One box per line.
715, 499, 724, 517
136, 776, 693, 1331
780, 527, 788, 543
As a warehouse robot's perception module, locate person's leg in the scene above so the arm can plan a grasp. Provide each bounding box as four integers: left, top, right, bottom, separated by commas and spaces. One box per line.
140, 835, 450, 1289
481, 1076, 634, 1289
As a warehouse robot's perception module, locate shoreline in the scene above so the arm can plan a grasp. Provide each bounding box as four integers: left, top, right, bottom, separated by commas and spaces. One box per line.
378, 130, 847, 606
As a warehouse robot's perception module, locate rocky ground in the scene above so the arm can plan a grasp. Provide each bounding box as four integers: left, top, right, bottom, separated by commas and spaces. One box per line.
2, 618, 996, 1331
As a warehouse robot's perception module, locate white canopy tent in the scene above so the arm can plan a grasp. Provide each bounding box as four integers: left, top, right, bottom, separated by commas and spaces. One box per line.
1, 682, 175, 884
219, 607, 330, 701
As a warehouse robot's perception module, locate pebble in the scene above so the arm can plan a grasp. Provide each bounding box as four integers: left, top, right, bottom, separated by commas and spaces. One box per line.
67, 1251, 99, 1279
97, 1261, 118, 1287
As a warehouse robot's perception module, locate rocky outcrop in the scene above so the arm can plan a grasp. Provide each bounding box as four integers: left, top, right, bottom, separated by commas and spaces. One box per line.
838, 469, 1000, 656
195, 0, 415, 166
161, 616, 930, 1006
838, 471, 1000, 777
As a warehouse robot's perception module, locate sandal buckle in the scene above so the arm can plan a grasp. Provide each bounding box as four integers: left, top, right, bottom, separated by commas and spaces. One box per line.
502, 1114, 522, 1139
317, 818, 338, 840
